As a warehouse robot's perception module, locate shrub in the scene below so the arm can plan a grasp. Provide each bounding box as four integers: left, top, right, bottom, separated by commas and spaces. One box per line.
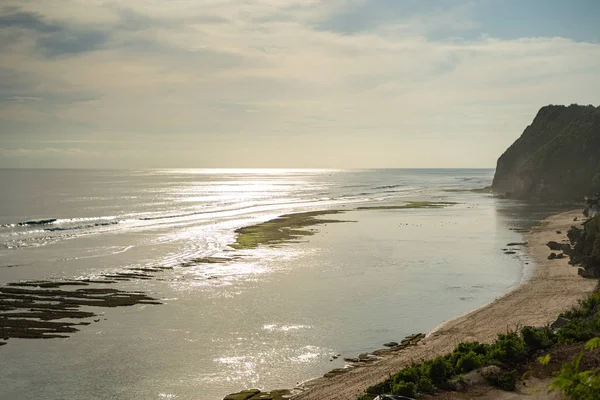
417, 376, 436, 394
487, 332, 527, 366
557, 319, 596, 344
495, 370, 517, 391
365, 380, 390, 395
427, 357, 453, 385
392, 381, 417, 397
521, 326, 555, 351
456, 351, 485, 373
393, 365, 420, 384
454, 341, 489, 355
551, 338, 600, 400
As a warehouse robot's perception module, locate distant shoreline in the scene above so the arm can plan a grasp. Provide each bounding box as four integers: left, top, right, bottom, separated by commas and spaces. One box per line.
291, 209, 597, 400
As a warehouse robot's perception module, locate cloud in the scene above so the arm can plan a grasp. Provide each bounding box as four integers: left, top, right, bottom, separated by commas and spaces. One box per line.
314, 0, 477, 36
0, 1, 599, 168
0, 9, 109, 57
0, 9, 62, 33
0, 147, 87, 157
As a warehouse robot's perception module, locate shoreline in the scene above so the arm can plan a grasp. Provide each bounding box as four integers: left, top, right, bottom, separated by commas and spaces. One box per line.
291, 209, 597, 400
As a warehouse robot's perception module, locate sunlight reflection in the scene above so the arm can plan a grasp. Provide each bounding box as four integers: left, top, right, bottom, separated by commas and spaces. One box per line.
153, 168, 339, 175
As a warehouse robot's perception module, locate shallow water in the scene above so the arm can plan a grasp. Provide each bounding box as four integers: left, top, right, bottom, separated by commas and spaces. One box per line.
0, 169, 554, 399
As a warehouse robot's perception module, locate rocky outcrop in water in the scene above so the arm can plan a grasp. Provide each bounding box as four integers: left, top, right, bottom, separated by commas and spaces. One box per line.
492, 104, 600, 200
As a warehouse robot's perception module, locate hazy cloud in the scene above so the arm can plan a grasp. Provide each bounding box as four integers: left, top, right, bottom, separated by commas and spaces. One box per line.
0, 0, 599, 168
0, 147, 86, 156
0, 9, 109, 57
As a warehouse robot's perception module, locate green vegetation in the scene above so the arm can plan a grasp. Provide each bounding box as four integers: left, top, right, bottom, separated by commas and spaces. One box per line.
358, 336, 522, 398
230, 210, 348, 250
550, 338, 600, 400
356, 201, 457, 210
358, 283, 600, 399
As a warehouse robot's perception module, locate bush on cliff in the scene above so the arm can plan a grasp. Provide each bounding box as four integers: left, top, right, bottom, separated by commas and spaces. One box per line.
361, 333, 529, 397
550, 338, 600, 400
521, 326, 555, 351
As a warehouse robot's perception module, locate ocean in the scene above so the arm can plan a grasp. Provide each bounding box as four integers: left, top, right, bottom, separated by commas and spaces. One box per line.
0, 168, 557, 399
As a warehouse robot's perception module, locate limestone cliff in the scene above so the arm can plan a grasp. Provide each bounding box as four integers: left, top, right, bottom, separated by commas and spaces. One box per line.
492, 104, 600, 200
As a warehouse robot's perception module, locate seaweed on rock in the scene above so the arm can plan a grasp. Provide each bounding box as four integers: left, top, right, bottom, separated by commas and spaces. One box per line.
0, 281, 161, 342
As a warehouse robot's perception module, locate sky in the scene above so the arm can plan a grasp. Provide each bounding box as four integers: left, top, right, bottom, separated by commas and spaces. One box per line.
0, 0, 599, 169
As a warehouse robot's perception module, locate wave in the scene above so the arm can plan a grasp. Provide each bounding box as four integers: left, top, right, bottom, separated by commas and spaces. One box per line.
373, 184, 403, 190
44, 221, 120, 232
18, 218, 57, 226
53, 216, 118, 224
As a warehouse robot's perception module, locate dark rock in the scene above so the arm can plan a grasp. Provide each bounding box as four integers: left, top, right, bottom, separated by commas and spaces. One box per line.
504, 251, 516, 254
548, 253, 557, 260
574, 217, 578, 221
550, 316, 570, 330
357, 353, 377, 361
491, 104, 600, 200
578, 266, 600, 278
383, 341, 398, 347
556, 230, 562, 234
372, 348, 393, 356
480, 365, 503, 382
507, 242, 527, 246
190, 257, 232, 264
448, 376, 468, 392
324, 367, 351, 378
223, 389, 261, 400
556, 253, 565, 259
0, 283, 160, 341
546, 241, 572, 254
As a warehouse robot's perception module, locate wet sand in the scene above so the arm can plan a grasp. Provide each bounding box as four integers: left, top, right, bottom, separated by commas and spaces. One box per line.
293, 209, 597, 400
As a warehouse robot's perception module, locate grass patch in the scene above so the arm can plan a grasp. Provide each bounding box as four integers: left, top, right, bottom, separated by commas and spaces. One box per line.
230, 210, 348, 250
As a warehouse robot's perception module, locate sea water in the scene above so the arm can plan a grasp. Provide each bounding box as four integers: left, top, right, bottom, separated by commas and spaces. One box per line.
0, 169, 556, 399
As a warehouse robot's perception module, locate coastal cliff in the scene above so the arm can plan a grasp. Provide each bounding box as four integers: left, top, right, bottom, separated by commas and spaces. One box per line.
492, 104, 600, 200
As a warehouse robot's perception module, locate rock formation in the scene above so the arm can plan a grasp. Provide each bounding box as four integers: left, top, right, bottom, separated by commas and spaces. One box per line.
492, 104, 600, 200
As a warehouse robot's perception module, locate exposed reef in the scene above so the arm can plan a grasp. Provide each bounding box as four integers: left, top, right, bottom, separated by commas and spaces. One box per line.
0, 281, 160, 341
223, 334, 425, 399
356, 201, 457, 210
223, 389, 291, 400
230, 210, 349, 250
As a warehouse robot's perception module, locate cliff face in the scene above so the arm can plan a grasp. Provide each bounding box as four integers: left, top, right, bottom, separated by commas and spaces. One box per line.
492, 104, 600, 200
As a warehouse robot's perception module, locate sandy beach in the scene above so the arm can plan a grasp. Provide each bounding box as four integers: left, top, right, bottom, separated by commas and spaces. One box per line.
293, 209, 597, 400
